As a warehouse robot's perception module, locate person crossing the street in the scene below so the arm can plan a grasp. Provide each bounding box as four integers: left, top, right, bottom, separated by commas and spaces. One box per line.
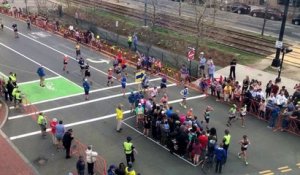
123, 136, 136, 166
12, 22, 18, 38
78, 57, 85, 75
107, 68, 114, 86
37, 65, 46, 87
83, 78, 90, 100
116, 104, 124, 132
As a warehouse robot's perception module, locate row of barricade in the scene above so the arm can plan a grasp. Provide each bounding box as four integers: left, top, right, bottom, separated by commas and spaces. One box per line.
225, 94, 300, 136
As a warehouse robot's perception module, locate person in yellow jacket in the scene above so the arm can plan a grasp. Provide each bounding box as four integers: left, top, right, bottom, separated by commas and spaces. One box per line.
116, 104, 124, 132
14, 89, 22, 108
37, 112, 47, 137
127, 35, 132, 49
125, 162, 136, 175
8, 72, 17, 84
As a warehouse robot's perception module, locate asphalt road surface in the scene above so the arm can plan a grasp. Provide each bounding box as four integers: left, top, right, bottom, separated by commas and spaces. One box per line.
1, 13, 300, 175
117, 0, 300, 42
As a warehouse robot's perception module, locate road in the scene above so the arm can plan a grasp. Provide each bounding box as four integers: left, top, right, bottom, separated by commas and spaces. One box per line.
0, 13, 300, 175
117, 0, 300, 42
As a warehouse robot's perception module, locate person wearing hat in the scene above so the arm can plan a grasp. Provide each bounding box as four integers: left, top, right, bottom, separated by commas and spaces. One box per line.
222, 129, 231, 164
125, 162, 136, 175
86, 145, 98, 175
83, 78, 90, 100
36, 65, 46, 87
37, 112, 47, 137
50, 118, 58, 145
62, 128, 74, 159
107, 164, 116, 175
76, 155, 85, 175
135, 103, 144, 127
199, 52, 206, 78
116, 104, 124, 132
123, 136, 135, 165
227, 104, 237, 127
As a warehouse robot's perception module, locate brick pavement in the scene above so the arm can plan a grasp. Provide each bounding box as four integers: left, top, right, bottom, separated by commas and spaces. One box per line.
0, 100, 37, 175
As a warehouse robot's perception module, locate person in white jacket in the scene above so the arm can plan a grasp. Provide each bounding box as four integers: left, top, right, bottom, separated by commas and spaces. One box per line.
86, 145, 98, 175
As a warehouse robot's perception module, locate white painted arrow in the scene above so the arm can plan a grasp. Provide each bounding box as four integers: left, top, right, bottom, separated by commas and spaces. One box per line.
86, 58, 109, 64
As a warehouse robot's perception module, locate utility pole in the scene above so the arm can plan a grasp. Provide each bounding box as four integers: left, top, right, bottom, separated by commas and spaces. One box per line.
24, 0, 28, 14
179, 0, 182, 16
144, 0, 148, 26
271, 0, 290, 68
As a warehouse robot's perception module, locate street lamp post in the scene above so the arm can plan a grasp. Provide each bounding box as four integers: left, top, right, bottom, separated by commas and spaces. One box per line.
144, 0, 148, 26
275, 47, 293, 83
271, 0, 290, 68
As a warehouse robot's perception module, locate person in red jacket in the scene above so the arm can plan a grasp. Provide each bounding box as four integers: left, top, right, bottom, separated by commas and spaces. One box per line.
50, 118, 58, 145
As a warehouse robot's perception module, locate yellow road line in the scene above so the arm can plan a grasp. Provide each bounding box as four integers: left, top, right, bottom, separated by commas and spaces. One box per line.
280, 168, 292, 173
278, 166, 289, 170
259, 170, 272, 174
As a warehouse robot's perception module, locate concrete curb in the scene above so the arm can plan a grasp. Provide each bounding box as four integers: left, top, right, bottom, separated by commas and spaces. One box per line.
0, 99, 8, 129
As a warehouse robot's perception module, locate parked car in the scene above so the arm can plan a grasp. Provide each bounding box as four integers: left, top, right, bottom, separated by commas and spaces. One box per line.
250, 8, 283, 20
220, 2, 251, 14
292, 14, 300, 25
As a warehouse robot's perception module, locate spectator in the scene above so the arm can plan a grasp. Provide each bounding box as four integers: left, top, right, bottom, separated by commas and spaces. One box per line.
275, 91, 287, 108
268, 106, 280, 129
192, 139, 202, 165
76, 156, 85, 175
214, 143, 227, 174
125, 162, 136, 175
223, 83, 232, 102
242, 76, 250, 93
115, 163, 126, 175
55, 120, 65, 149
271, 82, 279, 96
259, 99, 266, 119
62, 129, 74, 159
265, 80, 273, 98
279, 86, 289, 98
133, 33, 138, 51
199, 52, 206, 77
108, 165, 116, 175
229, 58, 237, 80
86, 145, 98, 175
50, 118, 58, 145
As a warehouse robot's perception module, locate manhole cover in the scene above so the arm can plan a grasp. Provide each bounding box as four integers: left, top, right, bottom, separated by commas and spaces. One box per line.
34, 156, 48, 166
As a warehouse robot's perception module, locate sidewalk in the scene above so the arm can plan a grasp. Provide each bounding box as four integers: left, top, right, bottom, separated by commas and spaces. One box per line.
193, 64, 298, 94
0, 100, 37, 175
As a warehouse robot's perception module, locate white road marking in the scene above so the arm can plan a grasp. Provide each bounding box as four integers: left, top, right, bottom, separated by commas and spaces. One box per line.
86, 58, 109, 64
122, 118, 197, 167
18, 76, 61, 85
8, 82, 177, 119
4, 26, 117, 79
9, 94, 206, 140
8, 77, 162, 109
0, 42, 83, 90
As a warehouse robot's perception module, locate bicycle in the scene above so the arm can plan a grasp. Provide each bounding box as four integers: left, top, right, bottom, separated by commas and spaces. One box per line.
201, 155, 214, 174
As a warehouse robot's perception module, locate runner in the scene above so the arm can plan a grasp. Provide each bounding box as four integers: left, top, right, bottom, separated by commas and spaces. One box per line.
238, 135, 250, 165
141, 74, 150, 94
160, 75, 167, 94
128, 91, 136, 113
78, 57, 85, 75
121, 73, 127, 96
160, 93, 169, 109
240, 104, 247, 127
26, 17, 31, 30
84, 63, 92, 85
0, 17, 3, 31
83, 78, 90, 100
75, 42, 81, 60
107, 68, 114, 86
12, 22, 18, 38
180, 86, 189, 108
63, 55, 69, 73
203, 106, 214, 129
227, 104, 237, 127
149, 86, 158, 102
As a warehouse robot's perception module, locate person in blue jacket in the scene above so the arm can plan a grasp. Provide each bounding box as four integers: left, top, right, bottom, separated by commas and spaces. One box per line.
214, 143, 227, 174
128, 91, 136, 112
37, 65, 46, 87
83, 78, 90, 100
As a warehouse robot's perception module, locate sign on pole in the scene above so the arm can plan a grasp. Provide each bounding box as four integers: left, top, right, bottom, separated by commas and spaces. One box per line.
187, 48, 195, 61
